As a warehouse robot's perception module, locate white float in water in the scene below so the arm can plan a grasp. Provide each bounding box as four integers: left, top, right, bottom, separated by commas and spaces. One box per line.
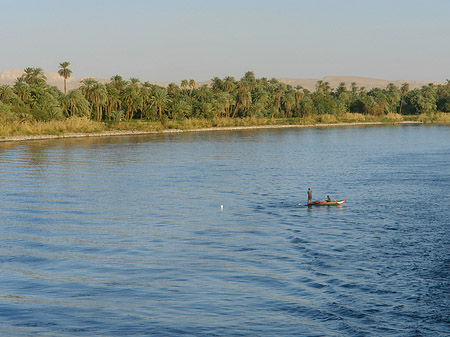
221, 205, 223, 211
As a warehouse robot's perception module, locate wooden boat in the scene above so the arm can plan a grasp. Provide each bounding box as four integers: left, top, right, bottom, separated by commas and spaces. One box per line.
307, 200, 346, 206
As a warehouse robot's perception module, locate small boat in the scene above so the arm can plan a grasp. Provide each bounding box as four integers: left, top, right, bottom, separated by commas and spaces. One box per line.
307, 200, 346, 206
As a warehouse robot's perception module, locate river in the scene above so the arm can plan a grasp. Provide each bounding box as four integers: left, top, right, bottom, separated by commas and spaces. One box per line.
1, 124, 449, 336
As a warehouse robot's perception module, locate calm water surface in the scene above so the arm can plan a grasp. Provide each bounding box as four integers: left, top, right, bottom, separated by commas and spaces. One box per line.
0, 125, 449, 336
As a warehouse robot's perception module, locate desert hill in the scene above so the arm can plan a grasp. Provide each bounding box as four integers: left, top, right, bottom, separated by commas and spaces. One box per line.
0, 69, 443, 92
0, 69, 108, 92
279, 76, 443, 91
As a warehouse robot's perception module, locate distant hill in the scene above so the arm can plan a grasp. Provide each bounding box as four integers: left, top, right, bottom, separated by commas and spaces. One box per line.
0, 69, 443, 92
278, 76, 444, 91
0, 69, 108, 92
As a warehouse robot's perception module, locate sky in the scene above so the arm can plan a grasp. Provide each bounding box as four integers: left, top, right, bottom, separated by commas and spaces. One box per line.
1, 0, 449, 83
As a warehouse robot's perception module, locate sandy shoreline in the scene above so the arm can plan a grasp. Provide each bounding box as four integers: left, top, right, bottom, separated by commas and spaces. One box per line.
0, 121, 422, 143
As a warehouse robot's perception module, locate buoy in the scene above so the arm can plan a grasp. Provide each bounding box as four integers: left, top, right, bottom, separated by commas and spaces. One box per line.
221, 205, 223, 211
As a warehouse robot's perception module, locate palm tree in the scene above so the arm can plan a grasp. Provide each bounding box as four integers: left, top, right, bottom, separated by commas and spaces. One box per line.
139, 85, 153, 119
386, 83, 401, 114
315, 80, 331, 94
80, 78, 97, 101
399, 83, 409, 115
188, 79, 196, 96
282, 91, 296, 117
234, 83, 251, 117
80, 78, 106, 120
181, 79, 188, 93
336, 82, 348, 98
274, 82, 286, 115
242, 71, 256, 91
0, 85, 16, 104
105, 83, 121, 120
22, 67, 47, 85
211, 77, 223, 92
122, 83, 142, 121
129, 77, 140, 85
214, 92, 232, 117
91, 83, 107, 121
58, 61, 72, 94
167, 83, 179, 96
170, 99, 191, 119
13, 78, 30, 102
195, 85, 210, 102
110, 75, 126, 91
223, 76, 236, 93
151, 88, 170, 120
292, 86, 304, 114
351, 82, 358, 97
62, 89, 90, 117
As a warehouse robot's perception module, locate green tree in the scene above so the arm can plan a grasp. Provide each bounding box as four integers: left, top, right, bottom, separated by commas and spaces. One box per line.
282, 89, 296, 117
139, 85, 153, 119
0, 85, 18, 104
31, 90, 62, 120
21, 67, 47, 85
62, 89, 90, 117
223, 76, 236, 93
299, 94, 314, 116
273, 82, 286, 116
167, 83, 180, 96
122, 81, 142, 121
188, 79, 196, 96
398, 83, 409, 115
80, 78, 106, 120
13, 78, 30, 103
195, 85, 211, 103
58, 61, 72, 94
104, 83, 121, 120
170, 99, 192, 119
386, 83, 401, 114
235, 82, 251, 117
242, 71, 257, 91
315, 80, 331, 95
336, 82, 348, 98
111, 75, 127, 91
181, 79, 189, 93
151, 88, 170, 120
211, 77, 223, 93
91, 83, 107, 121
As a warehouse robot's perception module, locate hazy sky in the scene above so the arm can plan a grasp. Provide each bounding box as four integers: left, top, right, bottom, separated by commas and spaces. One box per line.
2, 0, 449, 82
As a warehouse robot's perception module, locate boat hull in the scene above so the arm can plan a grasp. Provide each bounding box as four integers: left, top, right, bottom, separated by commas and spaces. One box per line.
307, 200, 346, 206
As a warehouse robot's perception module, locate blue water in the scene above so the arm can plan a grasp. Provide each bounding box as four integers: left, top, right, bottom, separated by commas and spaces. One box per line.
0, 124, 449, 336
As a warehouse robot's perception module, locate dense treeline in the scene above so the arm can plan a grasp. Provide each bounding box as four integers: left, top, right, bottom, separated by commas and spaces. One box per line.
1, 65, 450, 125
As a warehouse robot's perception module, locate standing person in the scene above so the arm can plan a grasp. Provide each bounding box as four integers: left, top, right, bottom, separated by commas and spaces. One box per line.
307, 188, 313, 204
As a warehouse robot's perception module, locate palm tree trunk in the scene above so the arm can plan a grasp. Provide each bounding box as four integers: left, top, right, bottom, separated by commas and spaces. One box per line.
231, 102, 239, 118
399, 95, 404, 115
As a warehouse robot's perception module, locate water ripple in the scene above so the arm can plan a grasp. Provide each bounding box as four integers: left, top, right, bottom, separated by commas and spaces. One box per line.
1, 126, 449, 336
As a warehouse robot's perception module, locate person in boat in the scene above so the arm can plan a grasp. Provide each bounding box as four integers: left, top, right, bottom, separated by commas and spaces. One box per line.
307, 188, 312, 203
327, 195, 331, 202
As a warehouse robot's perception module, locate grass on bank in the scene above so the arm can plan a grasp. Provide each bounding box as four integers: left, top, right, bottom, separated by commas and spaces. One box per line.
416, 112, 450, 123
0, 113, 449, 139
0, 117, 105, 138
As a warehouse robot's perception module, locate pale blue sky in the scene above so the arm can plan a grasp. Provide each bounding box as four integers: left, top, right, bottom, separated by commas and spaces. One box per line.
1, 0, 449, 82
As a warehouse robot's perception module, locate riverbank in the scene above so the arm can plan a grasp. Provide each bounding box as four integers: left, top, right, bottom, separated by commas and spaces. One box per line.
0, 113, 448, 143
0, 120, 426, 143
